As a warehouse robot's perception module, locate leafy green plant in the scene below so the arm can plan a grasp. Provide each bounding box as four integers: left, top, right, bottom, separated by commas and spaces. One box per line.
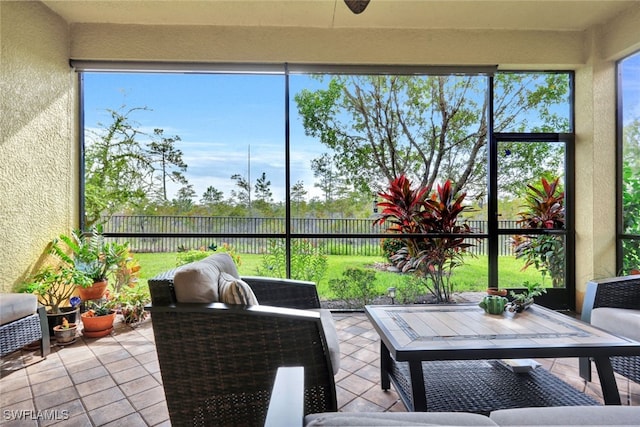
258, 239, 328, 284
176, 243, 242, 266
509, 281, 547, 304
395, 276, 426, 304
114, 283, 150, 324
374, 176, 474, 303
328, 268, 378, 308
622, 162, 640, 273
380, 237, 405, 262
85, 296, 118, 316
18, 266, 91, 314
512, 177, 565, 287
113, 247, 141, 293
51, 226, 129, 283
176, 249, 212, 265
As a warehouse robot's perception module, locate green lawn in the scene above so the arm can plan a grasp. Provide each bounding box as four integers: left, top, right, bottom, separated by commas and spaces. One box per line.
133, 251, 547, 300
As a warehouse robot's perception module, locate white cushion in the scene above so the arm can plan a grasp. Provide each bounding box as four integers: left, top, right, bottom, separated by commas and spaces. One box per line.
173, 253, 240, 303
0, 293, 38, 325
591, 307, 640, 342
218, 272, 259, 305
305, 412, 498, 426
490, 405, 640, 426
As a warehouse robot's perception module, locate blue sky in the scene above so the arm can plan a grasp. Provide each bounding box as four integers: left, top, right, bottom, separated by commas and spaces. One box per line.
84, 73, 327, 202
621, 53, 640, 124
84, 55, 640, 202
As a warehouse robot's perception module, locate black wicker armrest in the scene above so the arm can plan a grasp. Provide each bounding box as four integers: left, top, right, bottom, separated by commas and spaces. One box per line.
581, 275, 640, 323
148, 268, 182, 306
265, 367, 304, 427
242, 276, 321, 309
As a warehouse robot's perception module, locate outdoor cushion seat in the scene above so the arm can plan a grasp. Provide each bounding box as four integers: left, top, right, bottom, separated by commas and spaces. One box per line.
0, 293, 38, 325
148, 253, 339, 426
0, 293, 50, 358
579, 275, 640, 384
591, 307, 640, 342
266, 367, 640, 427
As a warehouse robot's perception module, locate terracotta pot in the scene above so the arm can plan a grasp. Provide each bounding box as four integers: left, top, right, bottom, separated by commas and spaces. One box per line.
78, 280, 108, 301
81, 310, 116, 338
53, 324, 77, 344
487, 288, 507, 297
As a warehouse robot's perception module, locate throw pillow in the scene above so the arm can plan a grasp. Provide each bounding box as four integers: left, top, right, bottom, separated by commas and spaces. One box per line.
173, 260, 220, 303
218, 272, 259, 305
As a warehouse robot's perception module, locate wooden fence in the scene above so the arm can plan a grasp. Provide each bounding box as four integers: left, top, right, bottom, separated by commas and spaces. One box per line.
103, 215, 519, 256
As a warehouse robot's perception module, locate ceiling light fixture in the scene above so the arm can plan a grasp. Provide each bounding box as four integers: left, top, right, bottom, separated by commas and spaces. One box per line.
344, 0, 371, 14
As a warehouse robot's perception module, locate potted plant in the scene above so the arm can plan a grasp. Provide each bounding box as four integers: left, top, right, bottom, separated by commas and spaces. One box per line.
115, 284, 150, 325
81, 297, 118, 338
53, 317, 77, 345
18, 266, 89, 335
507, 281, 547, 313
51, 226, 129, 301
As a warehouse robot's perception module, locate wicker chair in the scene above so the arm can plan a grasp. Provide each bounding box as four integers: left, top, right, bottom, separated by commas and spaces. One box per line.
148, 265, 338, 427
579, 275, 640, 384
0, 294, 50, 359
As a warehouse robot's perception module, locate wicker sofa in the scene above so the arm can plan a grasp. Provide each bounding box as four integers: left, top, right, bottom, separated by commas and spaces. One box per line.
579, 275, 640, 384
147, 253, 339, 427
0, 293, 50, 359
266, 367, 640, 427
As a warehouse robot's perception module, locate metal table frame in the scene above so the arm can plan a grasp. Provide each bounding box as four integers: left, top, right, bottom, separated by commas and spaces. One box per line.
365, 304, 640, 412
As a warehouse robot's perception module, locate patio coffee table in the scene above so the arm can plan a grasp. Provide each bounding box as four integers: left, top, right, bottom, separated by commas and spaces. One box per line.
365, 304, 640, 413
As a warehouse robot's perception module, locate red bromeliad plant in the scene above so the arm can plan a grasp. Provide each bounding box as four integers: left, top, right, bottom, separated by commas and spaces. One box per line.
374, 175, 474, 303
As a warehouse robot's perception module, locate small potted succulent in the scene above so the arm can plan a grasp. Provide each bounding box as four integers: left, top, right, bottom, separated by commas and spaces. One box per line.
81, 297, 118, 338
53, 317, 77, 345
507, 281, 547, 313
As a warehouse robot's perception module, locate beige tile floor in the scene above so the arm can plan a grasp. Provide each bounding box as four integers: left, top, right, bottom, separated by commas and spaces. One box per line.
1, 312, 638, 426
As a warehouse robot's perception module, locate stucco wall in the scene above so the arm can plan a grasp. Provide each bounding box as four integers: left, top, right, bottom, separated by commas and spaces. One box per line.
0, 1, 77, 292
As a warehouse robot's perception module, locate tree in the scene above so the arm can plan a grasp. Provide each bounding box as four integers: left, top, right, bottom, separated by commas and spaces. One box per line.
84, 107, 152, 227
173, 184, 196, 212
291, 180, 307, 216
254, 172, 273, 203
311, 153, 349, 203
622, 118, 640, 272
295, 74, 569, 198
147, 128, 188, 201
201, 186, 224, 205
230, 173, 251, 209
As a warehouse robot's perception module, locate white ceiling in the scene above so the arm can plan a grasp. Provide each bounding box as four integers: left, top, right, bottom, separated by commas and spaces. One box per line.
41, 0, 638, 32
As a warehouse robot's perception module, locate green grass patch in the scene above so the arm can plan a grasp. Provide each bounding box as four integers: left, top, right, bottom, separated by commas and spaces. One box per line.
133, 251, 548, 301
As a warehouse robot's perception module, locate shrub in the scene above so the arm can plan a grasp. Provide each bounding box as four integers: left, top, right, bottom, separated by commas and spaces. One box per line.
328, 268, 378, 308
381, 237, 405, 261
258, 239, 328, 284
374, 175, 474, 303
512, 177, 565, 287
395, 276, 426, 304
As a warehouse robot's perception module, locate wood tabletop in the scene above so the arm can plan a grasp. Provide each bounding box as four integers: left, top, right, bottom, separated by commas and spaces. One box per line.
365, 304, 640, 361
